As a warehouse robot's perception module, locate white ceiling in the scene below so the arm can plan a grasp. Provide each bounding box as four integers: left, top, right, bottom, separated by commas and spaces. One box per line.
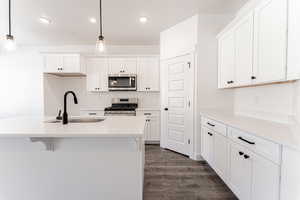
0, 0, 248, 45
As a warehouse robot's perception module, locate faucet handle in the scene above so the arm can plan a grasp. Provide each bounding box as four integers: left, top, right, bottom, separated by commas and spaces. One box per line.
56, 110, 62, 120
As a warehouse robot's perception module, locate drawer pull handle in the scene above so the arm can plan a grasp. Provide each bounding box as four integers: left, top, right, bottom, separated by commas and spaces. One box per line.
244, 155, 250, 159
239, 151, 244, 156
238, 137, 255, 145
144, 113, 152, 116
89, 113, 97, 116
207, 132, 213, 136
207, 122, 215, 127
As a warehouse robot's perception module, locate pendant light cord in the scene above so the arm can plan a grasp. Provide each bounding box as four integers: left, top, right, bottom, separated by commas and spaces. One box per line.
99, 0, 103, 37
8, 0, 12, 36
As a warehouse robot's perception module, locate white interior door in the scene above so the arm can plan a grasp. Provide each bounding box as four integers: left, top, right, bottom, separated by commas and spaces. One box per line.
161, 54, 194, 156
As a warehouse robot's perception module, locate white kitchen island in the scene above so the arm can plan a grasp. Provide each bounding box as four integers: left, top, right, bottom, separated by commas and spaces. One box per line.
0, 116, 146, 200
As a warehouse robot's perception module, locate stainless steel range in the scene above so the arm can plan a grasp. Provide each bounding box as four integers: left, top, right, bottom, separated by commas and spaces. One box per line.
104, 98, 138, 116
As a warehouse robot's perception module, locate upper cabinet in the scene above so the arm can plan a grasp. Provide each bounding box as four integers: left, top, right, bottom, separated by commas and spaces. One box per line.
137, 57, 160, 92
287, 0, 300, 80
86, 58, 109, 92
218, 30, 235, 88
44, 54, 86, 75
252, 0, 287, 84
217, 0, 297, 89
235, 13, 254, 86
108, 58, 137, 74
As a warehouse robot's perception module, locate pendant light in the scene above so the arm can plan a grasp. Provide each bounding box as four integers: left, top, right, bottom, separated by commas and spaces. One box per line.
96, 0, 105, 52
4, 0, 16, 51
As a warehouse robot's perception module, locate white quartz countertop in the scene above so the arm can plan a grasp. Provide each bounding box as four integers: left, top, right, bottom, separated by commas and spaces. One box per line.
0, 116, 146, 138
200, 109, 300, 150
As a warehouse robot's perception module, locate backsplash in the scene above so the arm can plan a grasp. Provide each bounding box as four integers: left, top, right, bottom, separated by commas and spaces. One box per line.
234, 82, 298, 124
44, 76, 160, 116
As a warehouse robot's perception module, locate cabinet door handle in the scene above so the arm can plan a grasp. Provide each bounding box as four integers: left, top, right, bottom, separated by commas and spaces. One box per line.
251, 76, 256, 80
164, 108, 168, 111
244, 155, 250, 159
207, 132, 213, 136
207, 122, 215, 127
227, 81, 234, 84
238, 137, 255, 145
239, 151, 244, 156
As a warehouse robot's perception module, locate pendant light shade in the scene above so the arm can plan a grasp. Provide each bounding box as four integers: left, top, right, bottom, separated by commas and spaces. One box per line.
4, 0, 16, 51
96, 0, 105, 52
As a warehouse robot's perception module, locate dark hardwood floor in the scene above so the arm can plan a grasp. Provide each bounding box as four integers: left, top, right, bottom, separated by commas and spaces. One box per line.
144, 145, 238, 200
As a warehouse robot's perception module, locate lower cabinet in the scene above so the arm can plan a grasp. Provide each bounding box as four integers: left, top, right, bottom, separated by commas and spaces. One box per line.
201, 126, 229, 182
201, 127, 214, 166
229, 142, 252, 200
201, 117, 280, 200
280, 147, 300, 200
229, 141, 280, 200
137, 111, 160, 143
213, 132, 229, 183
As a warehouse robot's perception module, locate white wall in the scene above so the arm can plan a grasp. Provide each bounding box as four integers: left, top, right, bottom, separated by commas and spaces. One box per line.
0, 45, 160, 118
0, 48, 44, 119
197, 14, 235, 111
160, 15, 199, 60
234, 81, 300, 124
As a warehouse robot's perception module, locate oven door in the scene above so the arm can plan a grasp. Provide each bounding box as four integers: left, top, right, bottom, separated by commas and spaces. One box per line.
108, 75, 137, 91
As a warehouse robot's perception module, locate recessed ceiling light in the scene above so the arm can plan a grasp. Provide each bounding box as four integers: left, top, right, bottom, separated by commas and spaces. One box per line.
39, 17, 51, 25
89, 18, 97, 24
139, 17, 148, 24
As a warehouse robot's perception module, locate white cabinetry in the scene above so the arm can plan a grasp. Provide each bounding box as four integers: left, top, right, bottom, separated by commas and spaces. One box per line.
229, 142, 252, 200
109, 58, 137, 74
217, 0, 296, 88
218, 30, 235, 88
201, 117, 280, 200
201, 126, 214, 166
201, 118, 229, 182
137, 57, 160, 92
44, 54, 86, 75
213, 132, 229, 183
253, 0, 287, 84
86, 58, 109, 92
281, 147, 300, 200
218, 13, 254, 88
137, 111, 160, 143
287, 0, 300, 80
229, 141, 280, 200
235, 13, 254, 86
80, 110, 105, 116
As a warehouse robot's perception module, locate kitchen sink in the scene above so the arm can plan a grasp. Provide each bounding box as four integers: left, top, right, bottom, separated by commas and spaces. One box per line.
45, 117, 105, 124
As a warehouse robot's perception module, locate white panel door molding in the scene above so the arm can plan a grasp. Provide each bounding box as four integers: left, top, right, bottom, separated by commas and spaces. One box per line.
161, 53, 194, 156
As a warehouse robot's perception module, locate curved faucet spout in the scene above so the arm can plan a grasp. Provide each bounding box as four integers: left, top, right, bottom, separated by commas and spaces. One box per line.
63, 91, 78, 125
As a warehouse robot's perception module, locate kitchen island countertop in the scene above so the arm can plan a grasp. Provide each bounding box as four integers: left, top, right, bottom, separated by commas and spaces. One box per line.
0, 116, 146, 138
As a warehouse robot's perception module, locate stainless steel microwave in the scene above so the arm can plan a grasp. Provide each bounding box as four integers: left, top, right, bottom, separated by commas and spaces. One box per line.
108, 74, 137, 91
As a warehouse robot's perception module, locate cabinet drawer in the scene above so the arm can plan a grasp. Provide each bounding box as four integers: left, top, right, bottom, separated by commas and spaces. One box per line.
228, 127, 280, 164
80, 110, 105, 116
202, 117, 227, 136
137, 111, 160, 118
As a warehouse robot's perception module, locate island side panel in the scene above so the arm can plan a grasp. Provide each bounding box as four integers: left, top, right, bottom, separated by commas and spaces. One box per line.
0, 137, 144, 200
